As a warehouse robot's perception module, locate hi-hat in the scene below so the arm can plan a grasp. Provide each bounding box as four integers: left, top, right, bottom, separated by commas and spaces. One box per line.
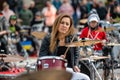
80, 55, 110, 61
13, 69, 72, 80
66, 39, 100, 47
31, 31, 47, 40
96, 27, 117, 32
0, 55, 25, 62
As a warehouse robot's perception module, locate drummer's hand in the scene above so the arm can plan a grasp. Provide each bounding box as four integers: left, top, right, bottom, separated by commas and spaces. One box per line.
60, 55, 65, 59
101, 40, 107, 46
73, 66, 80, 72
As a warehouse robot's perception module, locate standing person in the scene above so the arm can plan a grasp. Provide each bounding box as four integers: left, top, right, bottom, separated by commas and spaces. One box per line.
42, 0, 57, 33
2, 2, 15, 21
52, 0, 62, 10
19, 4, 33, 26
0, 11, 9, 54
29, 0, 38, 16
80, 13, 107, 55
58, 0, 74, 17
39, 14, 90, 80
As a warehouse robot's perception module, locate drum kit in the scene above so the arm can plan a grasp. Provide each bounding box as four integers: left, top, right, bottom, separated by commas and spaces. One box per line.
1, 25, 119, 80
0, 54, 26, 80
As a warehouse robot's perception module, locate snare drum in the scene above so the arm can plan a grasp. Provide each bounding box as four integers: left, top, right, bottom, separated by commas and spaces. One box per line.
37, 56, 67, 70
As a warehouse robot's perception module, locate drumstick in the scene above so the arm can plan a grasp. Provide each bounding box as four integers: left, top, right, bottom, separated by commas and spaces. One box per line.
64, 35, 76, 58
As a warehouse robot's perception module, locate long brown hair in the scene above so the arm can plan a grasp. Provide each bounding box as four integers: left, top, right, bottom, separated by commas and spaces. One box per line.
50, 14, 75, 53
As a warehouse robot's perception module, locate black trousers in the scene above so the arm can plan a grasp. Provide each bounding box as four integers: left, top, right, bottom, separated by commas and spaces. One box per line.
0, 37, 9, 54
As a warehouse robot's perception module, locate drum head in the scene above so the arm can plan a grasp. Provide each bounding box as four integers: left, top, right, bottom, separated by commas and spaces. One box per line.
38, 56, 67, 61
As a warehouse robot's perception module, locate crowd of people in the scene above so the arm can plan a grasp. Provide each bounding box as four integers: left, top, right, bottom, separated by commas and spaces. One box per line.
0, 0, 120, 80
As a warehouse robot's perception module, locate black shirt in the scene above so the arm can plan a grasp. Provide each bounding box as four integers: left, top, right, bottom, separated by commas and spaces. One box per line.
57, 46, 72, 68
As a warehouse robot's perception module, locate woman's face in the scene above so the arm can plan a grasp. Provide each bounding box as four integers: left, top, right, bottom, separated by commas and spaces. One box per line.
58, 17, 71, 34
89, 21, 98, 28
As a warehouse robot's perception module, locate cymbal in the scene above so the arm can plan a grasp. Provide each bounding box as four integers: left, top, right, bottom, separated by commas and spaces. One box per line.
31, 31, 47, 40
107, 43, 120, 46
66, 40, 100, 47
13, 69, 72, 80
79, 19, 87, 24
80, 55, 110, 61
0, 55, 25, 62
0, 54, 7, 57
20, 30, 29, 32
96, 27, 117, 32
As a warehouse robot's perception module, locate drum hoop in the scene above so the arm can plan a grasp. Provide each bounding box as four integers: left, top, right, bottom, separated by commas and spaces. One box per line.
38, 56, 67, 62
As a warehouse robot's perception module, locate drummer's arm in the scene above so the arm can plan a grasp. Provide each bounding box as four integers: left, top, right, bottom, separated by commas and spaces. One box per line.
73, 37, 80, 72
73, 46, 80, 72
39, 35, 50, 57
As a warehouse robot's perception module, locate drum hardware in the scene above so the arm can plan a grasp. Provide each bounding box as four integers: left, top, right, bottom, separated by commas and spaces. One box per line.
79, 46, 94, 57
0, 54, 7, 63
104, 45, 118, 80
80, 55, 110, 61
37, 56, 67, 70
0, 67, 26, 80
79, 19, 87, 24
0, 54, 25, 63
20, 30, 29, 33
79, 55, 108, 80
96, 26, 117, 32
65, 39, 100, 47
25, 62, 31, 73
13, 69, 72, 80
31, 31, 47, 40
106, 43, 120, 46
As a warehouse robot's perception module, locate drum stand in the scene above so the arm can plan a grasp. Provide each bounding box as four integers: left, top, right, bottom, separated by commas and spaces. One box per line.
81, 45, 102, 80
87, 57, 102, 80
108, 46, 115, 80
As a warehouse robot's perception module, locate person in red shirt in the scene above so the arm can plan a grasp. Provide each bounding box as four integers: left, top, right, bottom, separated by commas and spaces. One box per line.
80, 13, 111, 80
80, 13, 107, 55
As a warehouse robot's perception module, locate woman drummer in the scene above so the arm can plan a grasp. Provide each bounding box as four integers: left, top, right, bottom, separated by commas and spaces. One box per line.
39, 14, 90, 80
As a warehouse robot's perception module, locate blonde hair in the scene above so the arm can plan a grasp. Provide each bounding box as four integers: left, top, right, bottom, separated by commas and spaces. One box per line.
50, 14, 75, 53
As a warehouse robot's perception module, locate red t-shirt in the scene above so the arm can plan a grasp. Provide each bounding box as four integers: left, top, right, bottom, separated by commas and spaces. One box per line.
80, 26, 107, 50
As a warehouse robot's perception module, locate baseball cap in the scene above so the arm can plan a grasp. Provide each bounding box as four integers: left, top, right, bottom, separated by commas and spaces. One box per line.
10, 15, 17, 20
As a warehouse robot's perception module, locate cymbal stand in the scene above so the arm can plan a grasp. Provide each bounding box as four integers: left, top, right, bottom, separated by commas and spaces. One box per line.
0, 57, 11, 71
80, 41, 102, 80
106, 31, 118, 80
87, 57, 102, 80
0, 55, 5, 64
107, 45, 115, 80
